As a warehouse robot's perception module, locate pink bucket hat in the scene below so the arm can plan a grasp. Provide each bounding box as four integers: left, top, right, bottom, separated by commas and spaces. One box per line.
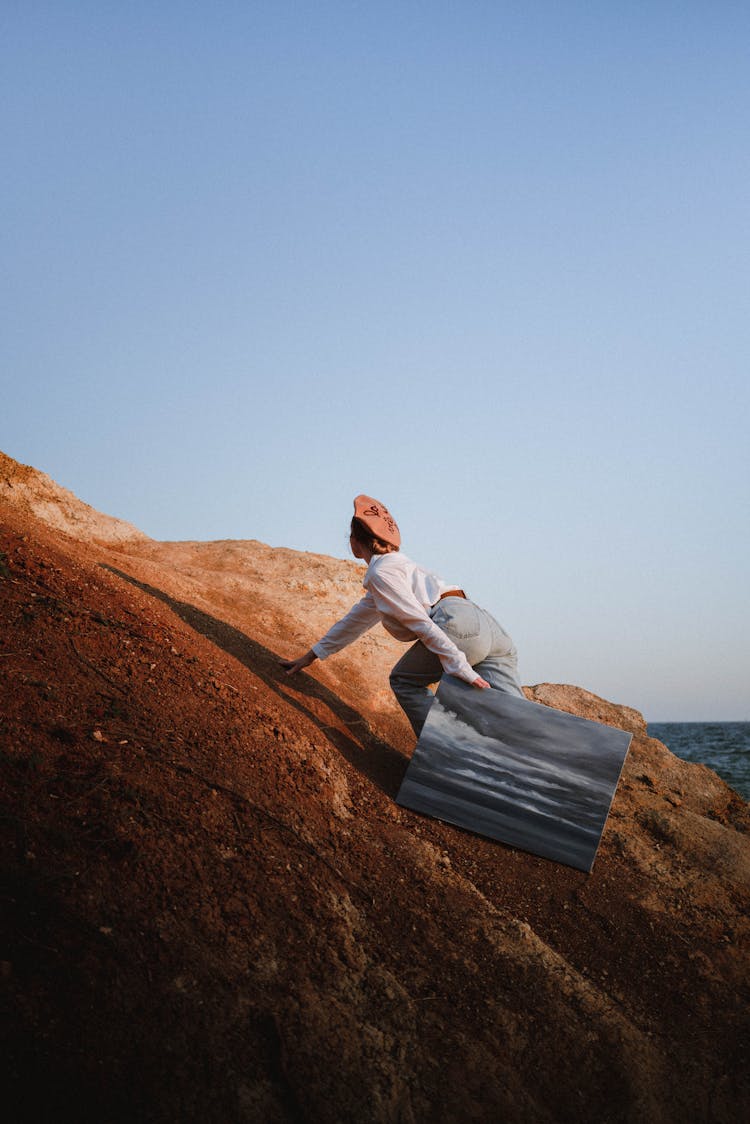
353, 494, 401, 548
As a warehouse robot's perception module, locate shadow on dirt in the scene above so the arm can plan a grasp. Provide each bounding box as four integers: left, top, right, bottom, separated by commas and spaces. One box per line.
101, 564, 409, 798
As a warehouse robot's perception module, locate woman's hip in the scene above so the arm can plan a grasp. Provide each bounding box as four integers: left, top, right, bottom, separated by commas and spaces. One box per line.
430, 597, 514, 663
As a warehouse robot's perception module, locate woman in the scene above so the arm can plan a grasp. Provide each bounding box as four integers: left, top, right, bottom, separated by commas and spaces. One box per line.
281, 495, 524, 736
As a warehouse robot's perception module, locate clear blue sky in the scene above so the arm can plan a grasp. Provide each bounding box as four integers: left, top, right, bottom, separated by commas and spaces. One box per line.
2, 3, 748, 721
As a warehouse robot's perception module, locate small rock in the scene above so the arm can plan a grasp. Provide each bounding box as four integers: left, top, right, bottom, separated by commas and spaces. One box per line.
92, 729, 106, 742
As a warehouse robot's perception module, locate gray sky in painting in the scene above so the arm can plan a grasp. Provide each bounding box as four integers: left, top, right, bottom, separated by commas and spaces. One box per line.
399, 679, 631, 870
436, 679, 631, 791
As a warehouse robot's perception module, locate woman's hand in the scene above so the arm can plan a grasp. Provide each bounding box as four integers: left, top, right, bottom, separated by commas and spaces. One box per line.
472, 676, 490, 689
280, 650, 318, 675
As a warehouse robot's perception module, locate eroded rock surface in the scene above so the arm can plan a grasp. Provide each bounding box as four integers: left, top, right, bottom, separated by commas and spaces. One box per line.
1, 451, 748, 1122
0, 451, 148, 544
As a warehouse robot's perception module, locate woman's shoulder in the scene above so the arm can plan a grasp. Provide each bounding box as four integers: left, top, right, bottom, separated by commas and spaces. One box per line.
372, 550, 412, 568
365, 551, 412, 583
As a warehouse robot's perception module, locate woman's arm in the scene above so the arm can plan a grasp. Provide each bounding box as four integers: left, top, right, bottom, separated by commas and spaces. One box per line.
280, 594, 380, 675
280, 650, 318, 675
368, 569, 482, 685
310, 594, 380, 659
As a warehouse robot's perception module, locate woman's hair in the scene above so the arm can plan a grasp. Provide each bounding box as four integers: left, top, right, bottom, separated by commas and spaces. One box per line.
350, 516, 398, 555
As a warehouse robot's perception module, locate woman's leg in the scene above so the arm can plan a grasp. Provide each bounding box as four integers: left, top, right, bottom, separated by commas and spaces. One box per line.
390, 599, 489, 736
389, 642, 443, 736
391, 599, 523, 735
474, 647, 525, 698
470, 608, 524, 698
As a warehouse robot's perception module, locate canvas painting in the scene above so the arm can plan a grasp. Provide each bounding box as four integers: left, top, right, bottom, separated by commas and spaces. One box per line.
396, 677, 632, 872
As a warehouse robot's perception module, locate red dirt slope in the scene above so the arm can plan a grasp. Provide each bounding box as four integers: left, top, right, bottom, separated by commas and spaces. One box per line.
1, 459, 749, 1123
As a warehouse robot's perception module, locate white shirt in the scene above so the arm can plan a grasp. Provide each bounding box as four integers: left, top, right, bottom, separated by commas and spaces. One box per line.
311, 551, 477, 683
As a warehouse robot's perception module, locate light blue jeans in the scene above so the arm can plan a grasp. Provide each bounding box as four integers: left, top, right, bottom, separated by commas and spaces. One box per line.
389, 597, 524, 736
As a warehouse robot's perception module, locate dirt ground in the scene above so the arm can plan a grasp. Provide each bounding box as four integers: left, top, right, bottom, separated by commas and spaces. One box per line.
1, 468, 749, 1122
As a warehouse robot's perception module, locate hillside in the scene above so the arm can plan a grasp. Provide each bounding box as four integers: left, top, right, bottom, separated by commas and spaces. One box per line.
1, 452, 749, 1123
0, 451, 148, 544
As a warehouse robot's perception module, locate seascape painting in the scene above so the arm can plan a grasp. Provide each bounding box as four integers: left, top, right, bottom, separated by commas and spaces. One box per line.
397, 677, 632, 872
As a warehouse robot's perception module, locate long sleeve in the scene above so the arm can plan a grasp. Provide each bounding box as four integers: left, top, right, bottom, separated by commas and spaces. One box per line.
366, 565, 477, 683
311, 594, 381, 660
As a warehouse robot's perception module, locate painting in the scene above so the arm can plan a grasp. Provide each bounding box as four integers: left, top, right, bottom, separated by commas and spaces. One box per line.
396, 677, 632, 872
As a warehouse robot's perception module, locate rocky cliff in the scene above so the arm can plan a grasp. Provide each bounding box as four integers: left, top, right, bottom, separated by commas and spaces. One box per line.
0, 451, 148, 544
1, 452, 748, 1123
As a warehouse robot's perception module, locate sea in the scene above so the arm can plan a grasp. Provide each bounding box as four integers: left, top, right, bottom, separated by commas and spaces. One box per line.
647, 722, 750, 803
